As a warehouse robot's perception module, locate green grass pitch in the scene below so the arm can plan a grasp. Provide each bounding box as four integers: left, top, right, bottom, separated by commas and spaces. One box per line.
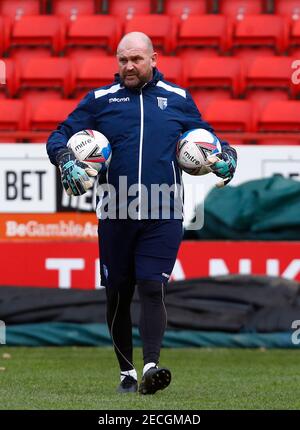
0, 347, 300, 410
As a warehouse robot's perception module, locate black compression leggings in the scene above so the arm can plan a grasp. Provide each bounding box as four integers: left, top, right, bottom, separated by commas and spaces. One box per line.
105, 280, 167, 371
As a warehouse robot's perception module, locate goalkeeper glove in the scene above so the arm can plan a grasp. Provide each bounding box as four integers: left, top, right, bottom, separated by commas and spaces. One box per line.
208, 145, 237, 187
56, 148, 98, 196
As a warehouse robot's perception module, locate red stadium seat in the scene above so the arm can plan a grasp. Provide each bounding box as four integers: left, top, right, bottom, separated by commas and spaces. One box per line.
108, 0, 152, 19
233, 15, 289, 54
177, 15, 231, 53
257, 100, 300, 132
28, 99, 78, 131
0, 16, 10, 56
0, 59, 16, 97
246, 89, 289, 113
0, 0, 40, 18
11, 16, 65, 54
16, 57, 75, 97
290, 47, 300, 57
21, 88, 65, 142
51, 0, 95, 19
274, 0, 300, 18
234, 47, 277, 68
0, 99, 26, 130
219, 0, 263, 18
74, 56, 117, 94
22, 90, 63, 112
177, 47, 219, 61
124, 15, 176, 54
156, 56, 183, 85
191, 88, 232, 113
10, 47, 52, 68
183, 57, 243, 96
66, 15, 121, 53
204, 99, 255, 132
66, 47, 108, 67
245, 56, 299, 97
163, 0, 207, 18
0, 17, 3, 56
290, 19, 300, 51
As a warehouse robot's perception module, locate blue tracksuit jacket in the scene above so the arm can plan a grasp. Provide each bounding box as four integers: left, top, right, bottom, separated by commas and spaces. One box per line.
47, 68, 229, 219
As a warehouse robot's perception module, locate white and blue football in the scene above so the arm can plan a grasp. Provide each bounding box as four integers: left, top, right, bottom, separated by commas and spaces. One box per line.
67, 129, 112, 172
176, 128, 222, 176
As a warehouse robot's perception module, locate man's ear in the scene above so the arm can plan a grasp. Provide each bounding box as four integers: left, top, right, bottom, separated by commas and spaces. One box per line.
151, 52, 158, 68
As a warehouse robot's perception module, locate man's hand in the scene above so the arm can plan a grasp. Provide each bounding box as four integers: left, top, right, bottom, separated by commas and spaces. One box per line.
207, 145, 237, 188
56, 149, 98, 196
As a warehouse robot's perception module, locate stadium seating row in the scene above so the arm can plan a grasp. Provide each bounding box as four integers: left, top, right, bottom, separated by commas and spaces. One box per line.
0, 98, 299, 139
0, 14, 300, 55
0, 1, 300, 20
0, 55, 299, 98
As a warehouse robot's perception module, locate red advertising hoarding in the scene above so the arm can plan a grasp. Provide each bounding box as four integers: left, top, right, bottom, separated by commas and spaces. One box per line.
1, 241, 300, 289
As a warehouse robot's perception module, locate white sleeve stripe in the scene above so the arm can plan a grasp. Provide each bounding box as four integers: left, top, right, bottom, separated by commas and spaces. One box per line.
156, 81, 186, 98
94, 84, 123, 99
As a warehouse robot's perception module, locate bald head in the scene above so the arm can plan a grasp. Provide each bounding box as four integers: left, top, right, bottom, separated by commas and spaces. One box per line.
116, 32, 157, 89
117, 32, 154, 56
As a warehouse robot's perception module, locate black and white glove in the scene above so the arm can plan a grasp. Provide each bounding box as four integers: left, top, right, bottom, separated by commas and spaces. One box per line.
56, 148, 98, 196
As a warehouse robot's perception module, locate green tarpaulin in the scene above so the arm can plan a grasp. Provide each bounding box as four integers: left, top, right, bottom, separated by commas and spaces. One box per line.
185, 176, 300, 240
5, 322, 299, 349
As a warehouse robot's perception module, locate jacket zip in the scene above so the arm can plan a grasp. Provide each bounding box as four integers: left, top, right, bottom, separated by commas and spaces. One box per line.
179, 167, 184, 219
106, 163, 111, 198
138, 89, 144, 220
171, 161, 178, 198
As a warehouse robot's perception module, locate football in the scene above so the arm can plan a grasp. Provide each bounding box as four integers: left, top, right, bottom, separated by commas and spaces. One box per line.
67, 129, 112, 172
176, 128, 222, 175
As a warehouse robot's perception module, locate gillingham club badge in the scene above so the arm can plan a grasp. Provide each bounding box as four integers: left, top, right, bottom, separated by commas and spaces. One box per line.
157, 97, 168, 110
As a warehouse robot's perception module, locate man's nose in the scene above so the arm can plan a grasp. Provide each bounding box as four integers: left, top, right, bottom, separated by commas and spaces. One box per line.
126, 61, 134, 70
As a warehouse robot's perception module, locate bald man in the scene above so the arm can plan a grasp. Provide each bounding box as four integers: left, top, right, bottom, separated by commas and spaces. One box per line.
47, 32, 237, 395
117, 32, 157, 89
